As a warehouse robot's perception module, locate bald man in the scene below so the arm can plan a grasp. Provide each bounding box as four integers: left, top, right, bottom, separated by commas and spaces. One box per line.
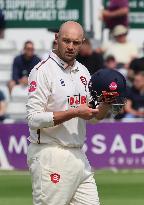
26, 21, 110, 205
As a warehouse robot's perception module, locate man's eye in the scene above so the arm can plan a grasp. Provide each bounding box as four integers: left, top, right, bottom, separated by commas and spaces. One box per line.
74, 41, 81, 46
64, 39, 70, 44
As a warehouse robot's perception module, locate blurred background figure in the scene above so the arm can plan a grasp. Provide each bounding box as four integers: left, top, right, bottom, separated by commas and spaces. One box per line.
0, 89, 7, 121
102, 25, 138, 65
102, 0, 129, 32
126, 56, 144, 88
104, 55, 117, 69
42, 40, 57, 60
76, 38, 104, 75
8, 41, 41, 95
129, 56, 144, 75
124, 71, 144, 119
104, 55, 128, 78
0, 9, 6, 38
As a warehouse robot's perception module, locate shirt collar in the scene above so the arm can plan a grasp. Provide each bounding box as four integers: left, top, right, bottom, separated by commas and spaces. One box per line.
49, 51, 79, 72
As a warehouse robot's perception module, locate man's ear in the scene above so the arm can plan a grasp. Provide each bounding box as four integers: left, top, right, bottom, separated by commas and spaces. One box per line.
55, 33, 58, 41
82, 38, 85, 43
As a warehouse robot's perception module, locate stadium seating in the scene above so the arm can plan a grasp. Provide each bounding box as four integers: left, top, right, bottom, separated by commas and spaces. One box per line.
0, 70, 11, 84
0, 39, 17, 54
6, 101, 27, 121
0, 85, 10, 102
0, 29, 55, 121
0, 55, 13, 86
11, 85, 28, 101
0, 54, 14, 65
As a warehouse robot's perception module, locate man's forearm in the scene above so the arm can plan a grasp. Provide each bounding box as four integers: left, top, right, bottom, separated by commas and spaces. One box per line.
0, 102, 6, 116
110, 8, 129, 18
53, 109, 78, 126
54, 104, 99, 125
126, 108, 140, 116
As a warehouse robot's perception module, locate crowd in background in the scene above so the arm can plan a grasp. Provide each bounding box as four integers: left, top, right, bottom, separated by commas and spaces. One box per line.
0, 0, 144, 122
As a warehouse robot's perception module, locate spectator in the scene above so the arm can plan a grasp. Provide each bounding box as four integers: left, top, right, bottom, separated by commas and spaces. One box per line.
76, 38, 104, 75
104, 55, 117, 69
8, 41, 41, 93
0, 9, 6, 38
42, 40, 57, 60
124, 71, 144, 118
102, 0, 129, 31
126, 57, 144, 87
102, 25, 138, 65
129, 57, 144, 74
0, 89, 6, 121
104, 55, 128, 78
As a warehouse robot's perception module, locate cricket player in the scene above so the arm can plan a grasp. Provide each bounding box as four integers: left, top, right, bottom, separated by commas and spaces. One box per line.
26, 21, 117, 205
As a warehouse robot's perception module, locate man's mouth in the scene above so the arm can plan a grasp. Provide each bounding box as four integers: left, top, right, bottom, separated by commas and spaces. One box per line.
66, 52, 74, 56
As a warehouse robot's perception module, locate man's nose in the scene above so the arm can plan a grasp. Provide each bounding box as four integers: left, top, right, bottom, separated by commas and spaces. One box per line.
67, 42, 74, 50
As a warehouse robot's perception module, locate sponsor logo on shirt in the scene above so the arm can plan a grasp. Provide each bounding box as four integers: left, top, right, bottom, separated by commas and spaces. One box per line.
29, 81, 37, 92
67, 94, 87, 108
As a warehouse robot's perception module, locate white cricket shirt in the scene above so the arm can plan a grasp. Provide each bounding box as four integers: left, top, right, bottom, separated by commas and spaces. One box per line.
26, 51, 91, 147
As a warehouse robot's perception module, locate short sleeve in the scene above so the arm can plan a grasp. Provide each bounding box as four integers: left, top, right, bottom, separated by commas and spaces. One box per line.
117, 0, 129, 7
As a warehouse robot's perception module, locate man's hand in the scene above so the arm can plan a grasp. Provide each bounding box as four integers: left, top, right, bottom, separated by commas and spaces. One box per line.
53, 104, 99, 126
100, 91, 118, 104
76, 104, 99, 120
19, 76, 28, 86
102, 9, 111, 18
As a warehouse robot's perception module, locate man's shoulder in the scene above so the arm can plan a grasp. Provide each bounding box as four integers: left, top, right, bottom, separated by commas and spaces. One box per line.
111, 0, 128, 7
127, 86, 139, 97
29, 57, 56, 80
126, 41, 137, 50
76, 60, 87, 69
76, 60, 91, 77
91, 51, 103, 59
32, 57, 52, 72
14, 54, 23, 62
33, 54, 41, 62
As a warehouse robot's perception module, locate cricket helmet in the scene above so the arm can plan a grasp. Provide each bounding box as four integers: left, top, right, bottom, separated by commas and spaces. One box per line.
88, 69, 127, 114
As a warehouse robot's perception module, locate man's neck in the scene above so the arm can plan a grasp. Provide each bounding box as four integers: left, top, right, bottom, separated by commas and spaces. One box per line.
23, 55, 32, 61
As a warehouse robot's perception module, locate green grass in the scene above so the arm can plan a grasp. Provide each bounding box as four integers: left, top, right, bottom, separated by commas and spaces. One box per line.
0, 170, 144, 205
95, 170, 144, 205
0, 171, 32, 205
